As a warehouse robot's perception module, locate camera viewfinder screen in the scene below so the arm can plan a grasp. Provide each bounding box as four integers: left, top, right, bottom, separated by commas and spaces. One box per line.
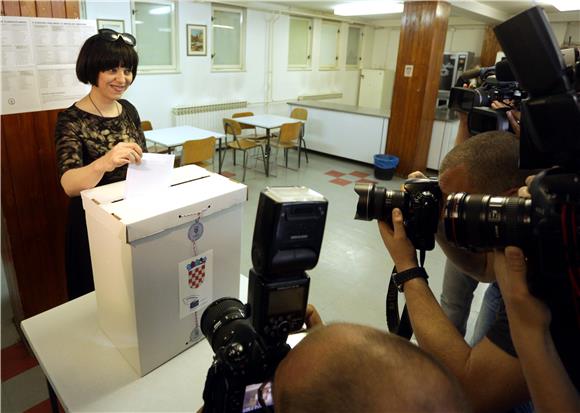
243, 382, 273, 412
268, 287, 305, 315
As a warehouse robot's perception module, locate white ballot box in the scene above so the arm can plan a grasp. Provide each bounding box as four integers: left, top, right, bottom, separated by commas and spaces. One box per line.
81, 165, 246, 376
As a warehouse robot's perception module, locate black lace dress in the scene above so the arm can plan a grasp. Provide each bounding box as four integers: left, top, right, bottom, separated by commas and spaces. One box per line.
55, 99, 147, 299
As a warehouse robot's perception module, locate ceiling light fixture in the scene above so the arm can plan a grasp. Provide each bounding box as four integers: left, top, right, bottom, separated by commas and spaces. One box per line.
543, 0, 580, 11
334, 1, 404, 16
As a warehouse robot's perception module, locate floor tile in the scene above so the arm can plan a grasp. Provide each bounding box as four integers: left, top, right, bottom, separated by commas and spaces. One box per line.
325, 170, 345, 177
349, 171, 369, 178
356, 178, 378, 184
2, 342, 38, 382
329, 178, 352, 186
220, 171, 236, 178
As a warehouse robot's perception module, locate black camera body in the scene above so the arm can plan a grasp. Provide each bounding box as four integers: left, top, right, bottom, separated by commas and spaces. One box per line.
201, 187, 328, 413
354, 178, 442, 251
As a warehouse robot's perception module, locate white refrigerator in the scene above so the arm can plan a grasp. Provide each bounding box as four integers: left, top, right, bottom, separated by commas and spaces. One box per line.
358, 69, 395, 109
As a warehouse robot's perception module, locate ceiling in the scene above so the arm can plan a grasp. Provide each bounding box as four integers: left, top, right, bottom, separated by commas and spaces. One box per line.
264, 0, 575, 23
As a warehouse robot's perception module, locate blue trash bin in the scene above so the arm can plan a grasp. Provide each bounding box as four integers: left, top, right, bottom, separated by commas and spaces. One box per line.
373, 154, 399, 180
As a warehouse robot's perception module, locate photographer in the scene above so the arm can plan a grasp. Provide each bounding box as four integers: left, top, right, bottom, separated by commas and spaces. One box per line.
379, 131, 537, 413
492, 177, 580, 413
273, 322, 470, 413
440, 98, 523, 341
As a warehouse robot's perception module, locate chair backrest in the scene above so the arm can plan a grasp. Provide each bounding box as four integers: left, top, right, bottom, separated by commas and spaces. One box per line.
141, 120, 153, 131
223, 118, 242, 137
232, 112, 255, 130
290, 108, 308, 121
278, 122, 302, 144
180, 137, 216, 166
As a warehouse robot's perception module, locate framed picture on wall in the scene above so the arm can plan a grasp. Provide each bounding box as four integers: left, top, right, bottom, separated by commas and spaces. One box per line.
187, 24, 207, 56
97, 19, 125, 33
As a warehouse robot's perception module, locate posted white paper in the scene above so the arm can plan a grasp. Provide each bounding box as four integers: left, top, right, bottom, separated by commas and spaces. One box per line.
124, 153, 175, 201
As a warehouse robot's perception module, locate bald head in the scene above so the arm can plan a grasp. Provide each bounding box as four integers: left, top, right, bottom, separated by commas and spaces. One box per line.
439, 131, 533, 195
274, 323, 470, 413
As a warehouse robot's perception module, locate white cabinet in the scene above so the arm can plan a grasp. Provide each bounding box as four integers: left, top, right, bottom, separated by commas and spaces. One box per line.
427, 120, 459, 170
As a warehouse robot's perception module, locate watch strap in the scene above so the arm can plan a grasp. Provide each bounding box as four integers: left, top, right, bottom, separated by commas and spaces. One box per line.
392, 267, 428, 292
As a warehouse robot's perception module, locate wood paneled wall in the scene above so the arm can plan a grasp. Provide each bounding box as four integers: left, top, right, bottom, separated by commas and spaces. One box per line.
480, 25, 502, 67
386, 1, 451, 177
1, 0, 80, 322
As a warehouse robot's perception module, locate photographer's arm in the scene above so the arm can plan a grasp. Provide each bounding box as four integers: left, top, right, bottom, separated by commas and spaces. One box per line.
494, 247, 580, 413
380, 211, 529, 413
454, 112, 471, 146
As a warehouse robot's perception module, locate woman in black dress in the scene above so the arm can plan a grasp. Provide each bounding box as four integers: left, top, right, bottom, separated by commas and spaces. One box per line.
55, 29, 147, 299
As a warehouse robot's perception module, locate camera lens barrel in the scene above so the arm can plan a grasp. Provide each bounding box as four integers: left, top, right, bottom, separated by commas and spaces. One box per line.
354, 183, 406, 222
201, 298, 249, 349
444, 192, 532, 249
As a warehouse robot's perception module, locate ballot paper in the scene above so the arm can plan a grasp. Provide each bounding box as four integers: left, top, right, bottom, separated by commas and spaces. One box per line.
125, 153, 175, 201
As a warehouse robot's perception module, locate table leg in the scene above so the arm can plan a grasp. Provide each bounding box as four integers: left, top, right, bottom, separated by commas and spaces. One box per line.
264, 129, 271, 177
217, 137, 223, 173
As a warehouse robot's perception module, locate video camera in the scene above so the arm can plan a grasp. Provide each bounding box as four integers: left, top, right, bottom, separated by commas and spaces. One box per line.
201, 187, 328, 413
448, 59, 527, 134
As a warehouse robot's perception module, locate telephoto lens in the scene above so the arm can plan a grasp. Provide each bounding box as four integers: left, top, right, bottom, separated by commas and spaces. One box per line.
353, 183, 406, 222
200, 297, 259, 363
444, 192, 533, 250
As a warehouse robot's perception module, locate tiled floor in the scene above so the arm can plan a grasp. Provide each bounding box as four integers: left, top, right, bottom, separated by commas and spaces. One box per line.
1, 148, 487, 411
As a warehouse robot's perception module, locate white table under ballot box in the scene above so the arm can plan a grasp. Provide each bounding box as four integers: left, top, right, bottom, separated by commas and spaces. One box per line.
81, 165, 246, 376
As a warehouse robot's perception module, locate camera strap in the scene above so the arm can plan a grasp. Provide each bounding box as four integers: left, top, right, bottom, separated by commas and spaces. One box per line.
386, 250, 427, 340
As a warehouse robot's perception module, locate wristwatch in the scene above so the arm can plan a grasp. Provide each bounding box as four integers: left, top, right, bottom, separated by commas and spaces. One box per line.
392, 267, 428, 292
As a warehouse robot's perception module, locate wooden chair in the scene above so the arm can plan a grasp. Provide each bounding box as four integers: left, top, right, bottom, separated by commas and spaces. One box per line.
140, 120, 153, 131
271, 122, 302, 170
180, 137, 217, 170
223, 118, 267, 182
290, 107, 309, 164
141, 120, 169, 154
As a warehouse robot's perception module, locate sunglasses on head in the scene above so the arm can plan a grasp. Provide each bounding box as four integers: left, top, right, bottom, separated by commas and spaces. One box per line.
98, 28, 137, 46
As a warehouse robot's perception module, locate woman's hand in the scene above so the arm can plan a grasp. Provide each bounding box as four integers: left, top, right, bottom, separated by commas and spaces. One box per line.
378, 208, 418, 272
97, 142, 143, 172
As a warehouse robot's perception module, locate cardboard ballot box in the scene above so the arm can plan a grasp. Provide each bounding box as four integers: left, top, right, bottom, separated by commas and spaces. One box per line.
81, 165, 246, 376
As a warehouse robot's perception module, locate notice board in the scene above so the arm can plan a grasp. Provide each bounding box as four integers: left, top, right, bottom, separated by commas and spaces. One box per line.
1, 16, 96, 115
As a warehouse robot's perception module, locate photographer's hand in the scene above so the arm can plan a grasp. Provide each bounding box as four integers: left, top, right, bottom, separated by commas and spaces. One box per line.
491, 100, 521, 137
494, 246, 580, 413
305, 304, 323, 329
378, 209, 418, 272
493, 247, 550, 335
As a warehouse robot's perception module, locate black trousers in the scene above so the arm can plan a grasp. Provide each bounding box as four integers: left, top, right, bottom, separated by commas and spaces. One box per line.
65, 196, 94, 300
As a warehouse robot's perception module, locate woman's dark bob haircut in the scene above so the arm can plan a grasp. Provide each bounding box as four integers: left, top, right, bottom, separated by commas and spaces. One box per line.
76, 34, 139, 86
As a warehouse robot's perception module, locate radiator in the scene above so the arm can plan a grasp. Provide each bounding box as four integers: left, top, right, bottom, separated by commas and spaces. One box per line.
297, 93, 343, 101
172, 101, 248, 131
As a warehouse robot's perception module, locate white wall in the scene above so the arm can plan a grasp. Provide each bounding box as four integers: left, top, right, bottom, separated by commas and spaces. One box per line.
84, 1, 365, 129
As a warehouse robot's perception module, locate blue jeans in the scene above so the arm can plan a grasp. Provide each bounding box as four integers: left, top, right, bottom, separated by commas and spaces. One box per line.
470, 282, 501, 345
440, 259, 479, 337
